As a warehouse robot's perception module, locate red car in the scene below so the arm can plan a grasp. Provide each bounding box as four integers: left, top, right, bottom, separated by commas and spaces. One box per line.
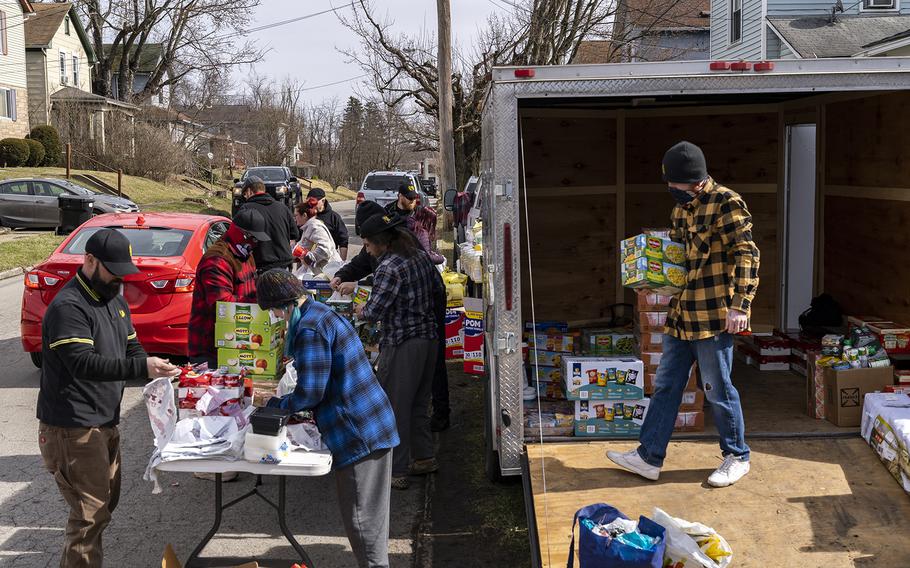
21, 212, 231, 367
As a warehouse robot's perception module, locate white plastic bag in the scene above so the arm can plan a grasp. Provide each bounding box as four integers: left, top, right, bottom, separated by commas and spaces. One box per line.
652, 508, 733, 568
277, 360, 298, 397
287, 422, 327, 451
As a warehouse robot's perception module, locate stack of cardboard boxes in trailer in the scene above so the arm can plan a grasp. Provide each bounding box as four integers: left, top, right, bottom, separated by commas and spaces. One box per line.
520, 228, 708, 439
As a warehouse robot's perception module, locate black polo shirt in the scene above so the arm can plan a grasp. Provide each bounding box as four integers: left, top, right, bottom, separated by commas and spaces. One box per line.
37, 270, 148, 428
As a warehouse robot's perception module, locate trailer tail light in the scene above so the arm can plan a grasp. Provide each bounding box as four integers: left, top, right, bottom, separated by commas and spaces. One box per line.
503, 223, 513, 311
356, 192, 365, 205
709, 61, 731, 71
754, 61, 775, 72
514, 68, 535, 78
731, 61, 752, 71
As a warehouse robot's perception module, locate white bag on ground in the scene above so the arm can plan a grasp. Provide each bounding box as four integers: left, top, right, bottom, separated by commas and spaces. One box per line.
652, 507, 733, 568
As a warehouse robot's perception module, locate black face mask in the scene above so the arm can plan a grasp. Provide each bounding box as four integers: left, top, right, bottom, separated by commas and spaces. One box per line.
669, 188, 696, 206
90, 268, 122, 302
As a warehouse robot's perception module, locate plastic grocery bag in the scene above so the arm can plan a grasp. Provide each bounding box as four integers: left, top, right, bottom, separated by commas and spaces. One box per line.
277, 360, 298, 397
287, 422, 327, 451
568, 503, 666, 568
651, 508, 733, 568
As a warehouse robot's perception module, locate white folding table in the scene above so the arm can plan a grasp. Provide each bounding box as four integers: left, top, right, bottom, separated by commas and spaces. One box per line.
157, 450, 333, 567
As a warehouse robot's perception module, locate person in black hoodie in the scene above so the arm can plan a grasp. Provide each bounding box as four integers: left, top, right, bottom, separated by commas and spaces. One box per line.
308, 188, 350, 260
240, 176, 300, 273
332, 202, 452, 432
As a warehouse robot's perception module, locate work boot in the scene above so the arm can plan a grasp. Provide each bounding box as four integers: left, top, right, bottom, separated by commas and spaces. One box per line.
606, 449, 660, 481
430, 413, 450, 432
410, 458, 439, 476
707, 455, 750, 488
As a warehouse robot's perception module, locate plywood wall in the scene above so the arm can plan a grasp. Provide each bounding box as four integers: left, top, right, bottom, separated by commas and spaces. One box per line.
520, 115, 617, 189
823, 92, 910, 323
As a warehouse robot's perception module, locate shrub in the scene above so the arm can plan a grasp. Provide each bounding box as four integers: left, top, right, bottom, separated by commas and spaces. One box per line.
0, 138, 30, 167
24, 139, 45, 167
28, 124, 62, 166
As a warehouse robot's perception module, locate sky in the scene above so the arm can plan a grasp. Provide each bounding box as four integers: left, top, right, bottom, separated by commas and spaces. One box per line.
240, 0, 507, 105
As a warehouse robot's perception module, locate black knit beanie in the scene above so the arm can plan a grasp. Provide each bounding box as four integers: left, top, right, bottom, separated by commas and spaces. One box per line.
662, 141, 708, 184
256, 269, 307, 310
355, 201, 386, 236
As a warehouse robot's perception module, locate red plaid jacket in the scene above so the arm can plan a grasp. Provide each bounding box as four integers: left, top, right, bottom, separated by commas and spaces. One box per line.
188, 240, 258, 361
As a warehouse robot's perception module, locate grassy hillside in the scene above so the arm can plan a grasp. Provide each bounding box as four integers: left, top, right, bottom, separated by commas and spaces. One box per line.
299, 178, 357, 202
0, 167, 232, 216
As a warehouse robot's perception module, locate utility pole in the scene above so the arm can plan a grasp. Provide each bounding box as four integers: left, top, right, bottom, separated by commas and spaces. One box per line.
437, 0, 457, 216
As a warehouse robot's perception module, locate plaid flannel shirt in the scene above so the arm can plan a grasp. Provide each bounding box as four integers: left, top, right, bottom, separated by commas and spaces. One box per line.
360, 251, 439, 346
270, 300, 399, 469
188, 241, 258, 361
665, 179, 760, 341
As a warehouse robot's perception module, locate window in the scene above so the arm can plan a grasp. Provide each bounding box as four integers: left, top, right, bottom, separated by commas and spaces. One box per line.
73, 55, 80, 86
863, 0, 897, 8
33, 182, 68, 198
64, 227, 194, 257
0, 182, 31, 195
0, 11, 7, 56
730, 0, 743, 44
59, 53, 67, 85
0, 88, 16, 120
204, 222, 229, 251
64, 15, 71, 35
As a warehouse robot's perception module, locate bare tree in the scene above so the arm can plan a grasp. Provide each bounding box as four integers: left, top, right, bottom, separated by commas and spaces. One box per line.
76, 0, 262, 104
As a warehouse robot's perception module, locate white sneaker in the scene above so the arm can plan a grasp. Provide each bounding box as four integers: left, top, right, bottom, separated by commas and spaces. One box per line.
707, 455, 750, 487
606, 449, 660, 481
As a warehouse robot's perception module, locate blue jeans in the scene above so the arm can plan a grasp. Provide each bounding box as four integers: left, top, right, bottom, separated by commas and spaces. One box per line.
637, 333, 749, 468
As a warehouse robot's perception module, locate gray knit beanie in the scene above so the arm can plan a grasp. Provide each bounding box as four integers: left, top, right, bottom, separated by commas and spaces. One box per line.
256, 269, 306, 309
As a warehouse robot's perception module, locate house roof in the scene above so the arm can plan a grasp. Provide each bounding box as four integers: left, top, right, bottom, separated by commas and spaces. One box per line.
768, 15, 910, 58
102, 43, 163, 74
617, 0, 710, 31
19, 0, 34, 14
25, 3, 96, 63
50, 86, 138, 110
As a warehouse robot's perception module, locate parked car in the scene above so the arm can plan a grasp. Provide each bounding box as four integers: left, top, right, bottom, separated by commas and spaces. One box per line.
419, 178, 438, 197
20, 212, 230, 367
356, 170, 431, 209
0, 178, 140, 228
232, 166, 300, 214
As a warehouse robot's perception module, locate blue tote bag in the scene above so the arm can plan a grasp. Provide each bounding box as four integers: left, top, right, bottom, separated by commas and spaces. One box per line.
567, 504, 666, 568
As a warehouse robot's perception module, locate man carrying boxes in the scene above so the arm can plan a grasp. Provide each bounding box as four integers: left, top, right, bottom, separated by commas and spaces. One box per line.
608, 141, 760, 488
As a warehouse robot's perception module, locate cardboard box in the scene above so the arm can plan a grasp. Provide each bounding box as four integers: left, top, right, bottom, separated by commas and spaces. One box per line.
621, 234, 686, 265
636, 330, 664, 352
217, 348, 282, 377
678, 389, 705, 411
532, 380, 567, 400
635, 310, 668, 333
868, 321, 910, 355
574, 399, 648, 437
634, 292, 673, 313
463, 298, 484, 375
215, 301, 275, 326
532, 350, 567, 368
444, 308, 465, 359
525, 321, 569, 333
896, 369, 910, 385
527, 365, 562, 383
163, 544, 258, 568
824, 366, 894, 427
214, 320, 284, 351
674, 410, 705, 432
526, 332, 578, 354
582, 328, 613, 356
643, 363, 698, 394
639, 351, 663, 368
563, 357, 644, 401
622, 257, 687, 295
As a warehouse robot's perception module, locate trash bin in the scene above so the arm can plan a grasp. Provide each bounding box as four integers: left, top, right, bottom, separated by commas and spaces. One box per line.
58, 194, 94, 234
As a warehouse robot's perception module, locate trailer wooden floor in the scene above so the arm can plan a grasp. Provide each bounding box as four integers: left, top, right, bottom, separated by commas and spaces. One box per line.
526, 438, 910, 567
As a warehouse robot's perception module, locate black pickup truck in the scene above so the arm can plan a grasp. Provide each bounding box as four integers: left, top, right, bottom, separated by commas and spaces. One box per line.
232, 166, 301, 215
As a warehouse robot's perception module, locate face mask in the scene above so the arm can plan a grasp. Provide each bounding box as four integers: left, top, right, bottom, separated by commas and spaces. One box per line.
90, 268, 122, 302
225, 224, 255, 259
669, 188, 696, 205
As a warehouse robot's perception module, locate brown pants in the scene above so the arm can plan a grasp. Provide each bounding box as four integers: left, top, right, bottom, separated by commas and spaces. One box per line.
38, 423, 121, 568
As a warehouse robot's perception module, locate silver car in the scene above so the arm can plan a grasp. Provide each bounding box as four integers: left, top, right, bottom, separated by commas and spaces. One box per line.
0, 178, 139, 228
357, 171, 432, 210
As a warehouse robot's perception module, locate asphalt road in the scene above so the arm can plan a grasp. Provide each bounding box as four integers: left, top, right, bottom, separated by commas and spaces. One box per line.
0, 201, 423, 567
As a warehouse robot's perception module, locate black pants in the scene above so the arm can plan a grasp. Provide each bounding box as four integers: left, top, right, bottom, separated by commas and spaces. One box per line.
431, 329, 450, 419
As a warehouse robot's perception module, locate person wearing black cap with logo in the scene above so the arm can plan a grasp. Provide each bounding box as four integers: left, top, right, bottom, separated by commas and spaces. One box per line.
608, 140, 760, 489
239, 176, 300, 273
354, 213, 444, 489
37, 228, 180, 567
307, 187, 349, 260
189, 208, 271, 369
384, 184, 440, 263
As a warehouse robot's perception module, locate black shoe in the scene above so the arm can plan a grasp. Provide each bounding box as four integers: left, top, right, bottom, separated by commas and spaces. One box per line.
430, 414, 450, 432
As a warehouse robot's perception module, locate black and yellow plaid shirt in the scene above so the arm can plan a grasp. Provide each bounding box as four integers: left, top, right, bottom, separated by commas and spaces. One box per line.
665, 179, 760, 341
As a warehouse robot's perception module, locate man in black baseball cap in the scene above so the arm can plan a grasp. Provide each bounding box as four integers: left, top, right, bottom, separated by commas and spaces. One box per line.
307, 187, 349, 260
239, 176, 299, 274
232, 207, 272, 243
38, 228, 180, 565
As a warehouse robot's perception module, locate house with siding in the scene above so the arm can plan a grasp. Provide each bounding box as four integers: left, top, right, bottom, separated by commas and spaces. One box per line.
104, 43, 171, 108
0, 0, 34, 138
711, 0, 910, 60
24, 2, 95, 127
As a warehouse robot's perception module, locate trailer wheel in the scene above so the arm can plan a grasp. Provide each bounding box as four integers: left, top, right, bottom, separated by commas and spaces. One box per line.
483, 375, 503, 482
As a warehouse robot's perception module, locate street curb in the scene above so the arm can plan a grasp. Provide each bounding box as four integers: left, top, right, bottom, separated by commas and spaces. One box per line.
0, 266, 29, 282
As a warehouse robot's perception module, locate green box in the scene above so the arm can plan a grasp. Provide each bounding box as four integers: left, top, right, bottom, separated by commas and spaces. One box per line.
621, 257, 687, 295
621, 234, 685, 265
582, 329, 614, 356
214, 321, 284, 350
218, 347, 282, 377
574, 400, 644, 437
612, 333, 636, 355
215, 301, 276, 326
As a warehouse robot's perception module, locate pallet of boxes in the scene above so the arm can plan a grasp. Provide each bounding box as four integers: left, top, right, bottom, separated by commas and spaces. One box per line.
622, 230, 705, 433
